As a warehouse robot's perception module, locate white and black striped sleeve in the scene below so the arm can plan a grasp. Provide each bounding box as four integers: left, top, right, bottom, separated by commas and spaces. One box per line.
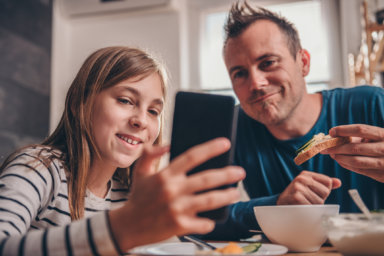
1, 211, 119, 255
0, 148, 121, 255
0, 150, 62, 237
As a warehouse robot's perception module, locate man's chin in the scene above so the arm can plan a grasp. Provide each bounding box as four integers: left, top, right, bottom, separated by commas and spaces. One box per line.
246, 104, 280, 122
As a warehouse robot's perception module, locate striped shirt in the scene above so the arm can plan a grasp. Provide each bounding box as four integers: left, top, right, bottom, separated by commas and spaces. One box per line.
0, 146, 129, 255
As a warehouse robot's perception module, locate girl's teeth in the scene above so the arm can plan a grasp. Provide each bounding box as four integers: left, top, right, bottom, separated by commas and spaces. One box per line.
118, 135, 139, 145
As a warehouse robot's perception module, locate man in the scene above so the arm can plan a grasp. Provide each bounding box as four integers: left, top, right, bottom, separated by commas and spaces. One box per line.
205, 1, 384, 240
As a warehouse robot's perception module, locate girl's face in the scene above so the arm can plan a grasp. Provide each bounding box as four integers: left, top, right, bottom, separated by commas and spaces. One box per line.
91, 73, 164, 170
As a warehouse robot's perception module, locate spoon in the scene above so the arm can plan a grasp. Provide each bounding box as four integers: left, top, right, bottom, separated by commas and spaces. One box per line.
179, 235, 217, 250
348, 189, 372, 219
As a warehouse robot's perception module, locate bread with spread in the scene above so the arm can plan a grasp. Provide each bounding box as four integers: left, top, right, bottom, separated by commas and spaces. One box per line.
294, 133, 352, 165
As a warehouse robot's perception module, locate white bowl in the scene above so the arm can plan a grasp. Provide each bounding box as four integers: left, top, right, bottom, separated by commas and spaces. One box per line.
323, 213, 384, 256
254, 204, 339, 252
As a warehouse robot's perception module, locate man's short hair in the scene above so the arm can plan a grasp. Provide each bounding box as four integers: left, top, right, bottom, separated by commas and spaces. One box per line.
224, 0, 302, 59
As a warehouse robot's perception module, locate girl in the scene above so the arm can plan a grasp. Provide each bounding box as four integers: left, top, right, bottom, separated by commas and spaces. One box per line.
0, 46, 244, 255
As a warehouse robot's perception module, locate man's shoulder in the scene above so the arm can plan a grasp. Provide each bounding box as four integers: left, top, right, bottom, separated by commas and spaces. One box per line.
323, 85, 384, 97
320, 86, 384, 107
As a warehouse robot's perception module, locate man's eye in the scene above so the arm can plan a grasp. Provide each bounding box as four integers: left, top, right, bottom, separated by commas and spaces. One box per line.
260, 60, 276, 70
233, 70, 248, 79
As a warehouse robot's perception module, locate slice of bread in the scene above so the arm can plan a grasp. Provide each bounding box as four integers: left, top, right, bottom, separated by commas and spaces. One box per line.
294, 133, 352, 165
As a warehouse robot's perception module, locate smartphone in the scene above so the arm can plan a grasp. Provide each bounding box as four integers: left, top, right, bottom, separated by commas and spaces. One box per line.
169, 91, 238, 221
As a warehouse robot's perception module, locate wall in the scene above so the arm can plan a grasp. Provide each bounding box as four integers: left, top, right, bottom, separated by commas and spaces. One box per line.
0, 0, 52, 161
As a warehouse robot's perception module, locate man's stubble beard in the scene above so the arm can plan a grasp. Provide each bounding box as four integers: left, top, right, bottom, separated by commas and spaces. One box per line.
258, 91, 303, 127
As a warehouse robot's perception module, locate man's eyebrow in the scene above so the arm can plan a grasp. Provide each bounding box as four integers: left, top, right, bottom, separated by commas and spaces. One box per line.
256, 53, 275, 61
229, 66, 243, 75
229, 54, 278, 75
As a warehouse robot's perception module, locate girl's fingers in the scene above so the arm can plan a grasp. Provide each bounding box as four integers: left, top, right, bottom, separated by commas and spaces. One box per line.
182, 187, 240, 214
178, 218, 216, 235
133, 145, 169, 178
181, 166, 245, 194
167, 137, 231, 175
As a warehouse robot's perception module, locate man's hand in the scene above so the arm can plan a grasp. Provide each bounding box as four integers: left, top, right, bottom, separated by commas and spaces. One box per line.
321, 124, 384, 183
277, 171, 341, 205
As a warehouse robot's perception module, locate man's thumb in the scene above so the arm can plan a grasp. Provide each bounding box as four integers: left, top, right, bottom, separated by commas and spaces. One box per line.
331, 178, 342, 189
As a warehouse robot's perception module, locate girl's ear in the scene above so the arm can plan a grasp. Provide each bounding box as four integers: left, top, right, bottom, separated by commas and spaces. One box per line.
299, 49, 311, 77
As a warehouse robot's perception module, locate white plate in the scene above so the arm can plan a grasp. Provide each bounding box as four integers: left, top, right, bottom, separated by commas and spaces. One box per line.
130, 242, 288, 255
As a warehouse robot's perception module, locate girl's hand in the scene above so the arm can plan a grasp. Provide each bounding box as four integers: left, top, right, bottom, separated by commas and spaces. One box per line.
110, 138, 245, 251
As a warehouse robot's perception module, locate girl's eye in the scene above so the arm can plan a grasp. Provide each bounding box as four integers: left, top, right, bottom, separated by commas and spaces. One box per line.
118, 98, 133, 105
148, 109, 160, 116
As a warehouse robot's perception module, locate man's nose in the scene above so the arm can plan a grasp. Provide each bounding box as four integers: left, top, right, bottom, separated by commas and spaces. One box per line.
249, 69, 268, 90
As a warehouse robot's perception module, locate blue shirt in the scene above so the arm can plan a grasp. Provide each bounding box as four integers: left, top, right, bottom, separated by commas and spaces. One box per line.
205, 86, 384, 240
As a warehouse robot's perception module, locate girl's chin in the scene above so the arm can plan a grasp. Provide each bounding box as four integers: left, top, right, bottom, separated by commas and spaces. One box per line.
113, 156, 138, 169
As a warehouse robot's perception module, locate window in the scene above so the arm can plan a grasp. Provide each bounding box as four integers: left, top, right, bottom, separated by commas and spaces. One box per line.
200, 0, 330, 94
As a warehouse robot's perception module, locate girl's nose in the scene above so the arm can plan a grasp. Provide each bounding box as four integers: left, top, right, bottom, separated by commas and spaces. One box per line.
129, 111, 147, 129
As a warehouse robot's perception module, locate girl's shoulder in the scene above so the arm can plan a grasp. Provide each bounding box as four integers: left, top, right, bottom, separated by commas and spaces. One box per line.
6, 145, 64, 165
1, 145, 67, 180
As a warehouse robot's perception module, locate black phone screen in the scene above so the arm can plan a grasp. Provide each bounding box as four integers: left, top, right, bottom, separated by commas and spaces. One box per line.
169, 91, 238, 221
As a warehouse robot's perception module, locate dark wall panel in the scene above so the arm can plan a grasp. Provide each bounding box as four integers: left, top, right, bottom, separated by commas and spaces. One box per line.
0, 28, 50, 95
0, 78, 49, 137
0, 0, 52, 162
0, 0, 51, 49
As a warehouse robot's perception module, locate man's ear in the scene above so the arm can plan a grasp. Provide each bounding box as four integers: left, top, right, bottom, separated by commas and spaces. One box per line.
299, 49, 310, 77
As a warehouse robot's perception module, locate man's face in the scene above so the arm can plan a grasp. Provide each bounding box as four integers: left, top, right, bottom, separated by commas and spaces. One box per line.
224, 20, 310, 127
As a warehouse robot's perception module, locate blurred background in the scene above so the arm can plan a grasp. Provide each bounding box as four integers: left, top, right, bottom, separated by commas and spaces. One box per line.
0, 0, 383, 161
0, 0, 51, 160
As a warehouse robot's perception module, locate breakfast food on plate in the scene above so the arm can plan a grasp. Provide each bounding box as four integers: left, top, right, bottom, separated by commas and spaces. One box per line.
217, 242, 261, 254
214, 242, 243, 254
198, 242, 261, 255
294, 133, 352, 165
240, 243, 262, 254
